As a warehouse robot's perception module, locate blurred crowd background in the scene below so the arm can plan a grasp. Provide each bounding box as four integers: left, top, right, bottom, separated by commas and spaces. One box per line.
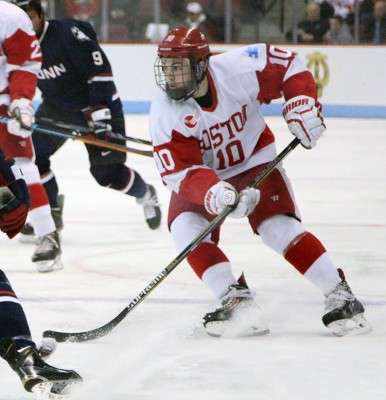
38, 0, 386, 44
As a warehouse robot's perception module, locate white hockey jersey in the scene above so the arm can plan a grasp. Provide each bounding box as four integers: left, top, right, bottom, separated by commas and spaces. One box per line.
0, 1, 41, 107
150, 44, 317, 205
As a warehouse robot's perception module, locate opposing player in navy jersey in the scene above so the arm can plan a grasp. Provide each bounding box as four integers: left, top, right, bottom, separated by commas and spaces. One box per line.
0, 150, 82, 396
14, 0, 161, 241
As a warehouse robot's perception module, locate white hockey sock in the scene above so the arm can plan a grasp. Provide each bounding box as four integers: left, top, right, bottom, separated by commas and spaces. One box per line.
202, 262, 237, 299
304, 252, 341, 295
28, 205, 55, 237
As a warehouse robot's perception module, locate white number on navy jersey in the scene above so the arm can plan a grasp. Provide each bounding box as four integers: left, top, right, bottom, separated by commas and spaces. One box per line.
92, 51, 103, 66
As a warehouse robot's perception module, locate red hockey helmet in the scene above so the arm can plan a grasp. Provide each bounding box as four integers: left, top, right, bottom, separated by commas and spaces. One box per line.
154, 27, 210, 101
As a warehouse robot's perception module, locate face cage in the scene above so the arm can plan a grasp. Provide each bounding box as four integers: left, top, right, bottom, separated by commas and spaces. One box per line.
154, 56, 208, 101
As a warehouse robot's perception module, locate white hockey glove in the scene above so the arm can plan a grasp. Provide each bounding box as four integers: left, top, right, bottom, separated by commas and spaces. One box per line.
204, 181, 261, 219
282, 95, 326, 149
7, 98, 34, 139
83, 105, 112, 139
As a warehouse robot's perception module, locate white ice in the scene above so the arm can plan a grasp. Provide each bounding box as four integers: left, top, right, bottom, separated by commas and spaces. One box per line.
1, 116, 386, 400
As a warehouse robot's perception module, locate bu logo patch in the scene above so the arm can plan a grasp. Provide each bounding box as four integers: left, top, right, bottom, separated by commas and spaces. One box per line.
184, 114, 198, 128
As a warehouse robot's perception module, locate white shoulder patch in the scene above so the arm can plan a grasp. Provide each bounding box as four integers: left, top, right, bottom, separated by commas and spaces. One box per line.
71, 26, 90, 41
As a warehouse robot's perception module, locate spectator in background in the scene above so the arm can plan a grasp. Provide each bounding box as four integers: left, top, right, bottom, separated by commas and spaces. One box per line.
286, 2, 329, 43
316, 0, 356, 20
361, 0, 386, 43
323, 14, 354, 43
108, 0, 130, 41
183, 2, 222, 41
65, 0, 100, 30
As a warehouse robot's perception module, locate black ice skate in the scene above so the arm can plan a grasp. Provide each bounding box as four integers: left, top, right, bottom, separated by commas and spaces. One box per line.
32, 231, 63, 273
136, 184, 161, 230
0, 338, 82, 397
203, 275, 269, 338
19, 194, 65, 244
322, 269, 371, 336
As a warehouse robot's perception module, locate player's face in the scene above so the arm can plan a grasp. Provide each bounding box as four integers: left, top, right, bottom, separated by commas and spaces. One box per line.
155, 56, 197, 101
161, 58, 193, 89
27, 10, 44, 35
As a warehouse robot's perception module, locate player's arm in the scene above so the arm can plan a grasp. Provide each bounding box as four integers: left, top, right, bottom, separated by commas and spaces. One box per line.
152, 127, 259, 219
65, 22, 116, 134
3, 11, 41, 138
256, 44, 325, 149
0, 151, 30, 239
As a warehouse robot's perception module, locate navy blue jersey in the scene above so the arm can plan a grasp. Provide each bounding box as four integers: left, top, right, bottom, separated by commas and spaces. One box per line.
38, 18, 117, 111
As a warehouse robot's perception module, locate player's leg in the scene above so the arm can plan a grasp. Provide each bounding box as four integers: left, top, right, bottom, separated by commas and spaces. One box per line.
245, 165, 370, 336
34, 103, 67, 229
169, 194, 268, 337
0, 122, 61, 272
19, 127, 66, 242
15, 158, 62, 272
0, 270, 81, 394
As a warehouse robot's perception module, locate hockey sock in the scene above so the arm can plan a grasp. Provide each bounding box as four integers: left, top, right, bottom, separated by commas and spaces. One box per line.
0, 271, 33, 346
258, 215, 340, 295
99, 164, 147, 197
16, 159, 55, 236
284, 232, 340, 295
188, 242, 236, 298
27, 183, 55, 237
41, 171, 59, 208
125, 169, 147, 198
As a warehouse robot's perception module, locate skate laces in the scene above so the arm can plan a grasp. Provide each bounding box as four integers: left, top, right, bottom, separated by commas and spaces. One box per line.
136, 186, 160, 218
221, 285, 254, 309
36, 233, 59, 253
325, 280, 355, 312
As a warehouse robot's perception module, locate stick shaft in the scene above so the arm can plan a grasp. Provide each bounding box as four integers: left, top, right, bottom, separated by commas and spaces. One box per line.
0, 116, 153, 157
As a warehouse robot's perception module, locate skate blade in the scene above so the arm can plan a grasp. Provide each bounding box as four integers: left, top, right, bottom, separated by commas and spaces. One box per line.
206, 321, 270, 338
32, 380, 80, 400
19, 233, 38, 244
35, 257, 64, 273
328, 313, 372, 337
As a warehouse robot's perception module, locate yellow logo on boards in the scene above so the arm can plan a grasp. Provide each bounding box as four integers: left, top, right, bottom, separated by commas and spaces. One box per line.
306, 52, 329, 97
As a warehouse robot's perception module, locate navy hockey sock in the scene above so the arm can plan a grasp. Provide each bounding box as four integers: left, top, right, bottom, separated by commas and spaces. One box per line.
125, 169, 147, 198
0, 271, 32, 344
42, 172, 59, 208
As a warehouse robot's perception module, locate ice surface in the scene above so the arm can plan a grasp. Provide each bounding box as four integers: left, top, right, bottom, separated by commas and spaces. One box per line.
1, 116, 386, 399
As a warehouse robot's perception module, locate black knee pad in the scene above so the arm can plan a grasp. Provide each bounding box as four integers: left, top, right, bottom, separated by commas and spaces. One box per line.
90, 163, 125, 187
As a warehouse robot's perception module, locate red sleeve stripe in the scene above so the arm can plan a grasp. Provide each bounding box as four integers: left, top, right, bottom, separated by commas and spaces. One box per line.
154, 129, 203, 178
3, 28, 42, 66
282, 71, 317, 101
8, 70, 37, 101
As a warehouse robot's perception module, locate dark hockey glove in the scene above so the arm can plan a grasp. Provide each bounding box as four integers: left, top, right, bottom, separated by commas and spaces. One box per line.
83, 105, 112, 140
0, 160, 30, 239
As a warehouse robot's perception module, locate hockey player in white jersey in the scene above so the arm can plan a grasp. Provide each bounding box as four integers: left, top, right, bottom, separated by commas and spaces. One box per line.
0, 0, 61, 272
150, 26, 370, 337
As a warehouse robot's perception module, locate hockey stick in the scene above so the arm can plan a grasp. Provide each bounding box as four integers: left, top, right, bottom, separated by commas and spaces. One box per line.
42, 138, 300, 343
0, 117, 153, 157
37, 117, 153, 146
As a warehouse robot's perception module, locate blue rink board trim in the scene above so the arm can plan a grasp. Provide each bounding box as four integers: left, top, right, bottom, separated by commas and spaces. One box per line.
121, 101, 386, 119
31, 100, 386, 118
